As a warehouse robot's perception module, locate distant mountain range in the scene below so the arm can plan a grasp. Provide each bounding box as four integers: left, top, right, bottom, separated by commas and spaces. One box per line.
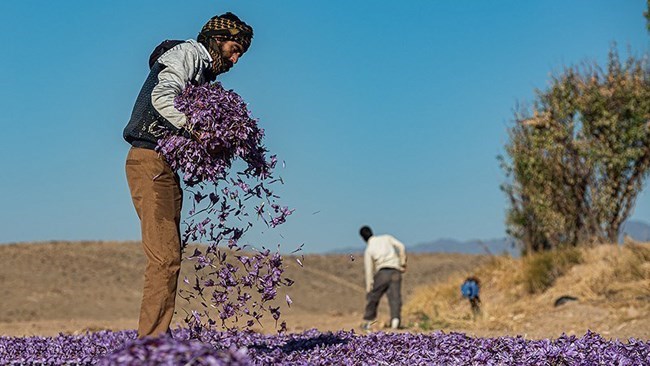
620, 220, 650, 242
328, 220, 650, 256
408, 237, 518, 256
329, 237, 519, 257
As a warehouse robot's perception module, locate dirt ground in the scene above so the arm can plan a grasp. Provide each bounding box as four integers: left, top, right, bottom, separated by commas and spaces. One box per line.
0, 241, 647, 341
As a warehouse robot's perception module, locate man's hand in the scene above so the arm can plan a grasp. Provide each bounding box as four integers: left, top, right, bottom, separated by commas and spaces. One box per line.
400, 264, 407, 273
187, 129, 225, 156
189, 129, 202, 142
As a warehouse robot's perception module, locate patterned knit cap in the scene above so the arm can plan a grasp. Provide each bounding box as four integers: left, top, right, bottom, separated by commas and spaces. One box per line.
197, 12, 253, 76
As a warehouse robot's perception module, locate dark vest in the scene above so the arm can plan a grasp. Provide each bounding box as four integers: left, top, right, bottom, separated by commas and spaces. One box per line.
123, 61, 179, 149
123, 40, 215, 150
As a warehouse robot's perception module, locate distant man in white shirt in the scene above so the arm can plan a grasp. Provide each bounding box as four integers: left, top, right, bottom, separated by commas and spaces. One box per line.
360, 225, 407, 330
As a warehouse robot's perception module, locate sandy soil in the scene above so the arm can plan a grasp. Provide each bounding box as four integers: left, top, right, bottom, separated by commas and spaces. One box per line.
0, 241, 646, 341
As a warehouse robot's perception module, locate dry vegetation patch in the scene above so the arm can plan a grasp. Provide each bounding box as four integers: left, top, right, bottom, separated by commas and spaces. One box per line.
404, 243, 650, 339
0, 241, 486, 336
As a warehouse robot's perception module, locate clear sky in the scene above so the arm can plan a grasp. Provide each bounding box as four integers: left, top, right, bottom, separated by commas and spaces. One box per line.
0, 1, 648, 253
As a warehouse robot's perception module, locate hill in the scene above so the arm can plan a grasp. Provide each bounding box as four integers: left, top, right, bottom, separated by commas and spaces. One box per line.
0, 241, 486, 337
404, 242, 650, 340
1, 240, 647, 340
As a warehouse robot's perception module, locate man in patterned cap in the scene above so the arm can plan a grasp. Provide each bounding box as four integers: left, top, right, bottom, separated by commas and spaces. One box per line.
197, 12, 253, 77
123, 12, 253, 339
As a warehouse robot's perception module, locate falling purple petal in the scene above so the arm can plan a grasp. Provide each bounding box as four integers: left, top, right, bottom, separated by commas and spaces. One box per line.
149, 82, 293, 333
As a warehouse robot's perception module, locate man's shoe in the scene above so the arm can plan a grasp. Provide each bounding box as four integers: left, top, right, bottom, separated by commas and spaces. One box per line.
390, 318, 400, 329
360, 321, 372, 331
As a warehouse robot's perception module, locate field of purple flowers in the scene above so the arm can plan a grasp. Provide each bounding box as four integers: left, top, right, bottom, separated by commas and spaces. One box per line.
2, 328, 649, 365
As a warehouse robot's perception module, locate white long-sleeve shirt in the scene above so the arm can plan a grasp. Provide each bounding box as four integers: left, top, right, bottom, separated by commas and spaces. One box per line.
124, 39, 215, 149
152, 39, 213, 129
364, 235, 407, 292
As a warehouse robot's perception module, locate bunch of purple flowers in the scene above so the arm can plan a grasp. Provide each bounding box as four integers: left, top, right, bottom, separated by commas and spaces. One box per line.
158, 82, 272, 186
156, 82, 294, 334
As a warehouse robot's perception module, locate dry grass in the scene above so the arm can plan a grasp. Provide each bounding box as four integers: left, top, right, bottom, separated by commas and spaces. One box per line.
0, 241, 487, 337
521, 247, 582, 294
403, 243, 650, 336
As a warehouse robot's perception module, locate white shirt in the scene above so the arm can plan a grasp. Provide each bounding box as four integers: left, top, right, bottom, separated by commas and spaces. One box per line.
364, 235, 407, 292
151, 39, 213, 129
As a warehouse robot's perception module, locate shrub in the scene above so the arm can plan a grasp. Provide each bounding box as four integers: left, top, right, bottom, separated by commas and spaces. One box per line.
522, 247, 582, 294
501, 48, 650, 253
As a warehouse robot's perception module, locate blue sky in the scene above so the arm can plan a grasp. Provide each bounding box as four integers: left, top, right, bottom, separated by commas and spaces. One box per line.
0, 1, 648, 253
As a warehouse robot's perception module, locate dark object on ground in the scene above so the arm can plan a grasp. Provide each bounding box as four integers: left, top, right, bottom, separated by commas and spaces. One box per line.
554, 295, 579, 307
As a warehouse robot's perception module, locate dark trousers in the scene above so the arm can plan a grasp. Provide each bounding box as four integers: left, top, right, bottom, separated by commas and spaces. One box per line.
363, 268, 402, 321
126, 147, 183, 338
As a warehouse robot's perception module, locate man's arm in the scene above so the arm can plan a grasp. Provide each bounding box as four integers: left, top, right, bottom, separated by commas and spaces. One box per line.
364, 249, 374, 293
151, 42, 202, 130
390, 236, 407, 272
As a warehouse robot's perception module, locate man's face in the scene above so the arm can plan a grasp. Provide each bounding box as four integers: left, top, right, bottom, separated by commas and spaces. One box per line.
220, 40, 244, 72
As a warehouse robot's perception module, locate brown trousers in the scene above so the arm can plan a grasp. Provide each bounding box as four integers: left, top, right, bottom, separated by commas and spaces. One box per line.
125, 147, 182, 338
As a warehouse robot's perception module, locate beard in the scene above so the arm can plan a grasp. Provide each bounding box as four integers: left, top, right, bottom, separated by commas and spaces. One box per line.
218, 57, 234, 74
205, 38, 234, 76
